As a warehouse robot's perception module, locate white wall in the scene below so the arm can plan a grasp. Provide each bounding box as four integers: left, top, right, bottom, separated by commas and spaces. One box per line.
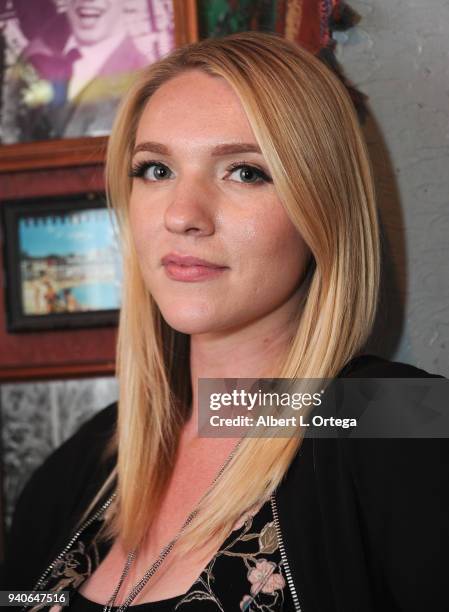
334, 0, 449, 376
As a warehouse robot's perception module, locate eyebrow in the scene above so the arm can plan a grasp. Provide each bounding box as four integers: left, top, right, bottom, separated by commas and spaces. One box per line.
132, 141, 262, 157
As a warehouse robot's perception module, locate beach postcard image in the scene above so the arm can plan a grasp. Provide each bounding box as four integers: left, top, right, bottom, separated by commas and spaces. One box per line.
19, 207, 122, 316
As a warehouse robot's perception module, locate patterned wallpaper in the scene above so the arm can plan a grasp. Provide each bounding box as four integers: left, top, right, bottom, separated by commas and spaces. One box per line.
1, 377, 118, 527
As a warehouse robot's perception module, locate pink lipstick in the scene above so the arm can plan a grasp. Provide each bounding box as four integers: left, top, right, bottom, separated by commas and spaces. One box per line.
161, 252, 228, 283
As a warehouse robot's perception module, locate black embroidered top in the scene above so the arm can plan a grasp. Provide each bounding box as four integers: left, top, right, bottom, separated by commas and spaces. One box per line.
8, 355, 448, 612
32, 496, 295, 612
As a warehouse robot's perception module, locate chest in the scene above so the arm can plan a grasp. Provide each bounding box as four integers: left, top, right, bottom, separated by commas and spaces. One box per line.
47, 494, 295, 612
80, 441, 242, 603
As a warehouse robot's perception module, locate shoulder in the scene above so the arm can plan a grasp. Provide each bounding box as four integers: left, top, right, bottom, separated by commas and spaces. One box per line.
335, 353, 446, 472
337, 352, 445, 379
3, 402, 117, 589
25, 401, 117, 495
331, 355, 449, 608
332, 353, 447, 478
278, 355, 449, 609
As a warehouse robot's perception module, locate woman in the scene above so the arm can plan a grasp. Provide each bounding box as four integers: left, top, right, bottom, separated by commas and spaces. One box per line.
5, 32, 448, 611
43, 279, 59, 313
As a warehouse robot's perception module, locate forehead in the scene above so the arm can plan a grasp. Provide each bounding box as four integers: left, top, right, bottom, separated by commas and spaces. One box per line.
134, 70, 256, 146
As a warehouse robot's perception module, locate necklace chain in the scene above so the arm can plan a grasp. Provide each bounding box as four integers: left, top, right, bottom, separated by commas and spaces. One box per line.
103, 438, 244, 612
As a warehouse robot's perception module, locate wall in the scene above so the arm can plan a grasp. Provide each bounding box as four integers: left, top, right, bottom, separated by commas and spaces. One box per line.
334, 0, 449, 376
1, 376, 118, 527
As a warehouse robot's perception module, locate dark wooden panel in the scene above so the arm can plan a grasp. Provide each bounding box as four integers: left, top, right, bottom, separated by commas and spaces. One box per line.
0, 136, 108, 174
0, 160, 117, 382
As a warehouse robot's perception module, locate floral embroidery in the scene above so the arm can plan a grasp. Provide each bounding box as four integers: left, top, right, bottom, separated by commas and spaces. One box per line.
247, 559, 286, 595
28, 538, 102, 612
31, 499, 289, 611
50, 540, 93, 588
172, 505, 287, 611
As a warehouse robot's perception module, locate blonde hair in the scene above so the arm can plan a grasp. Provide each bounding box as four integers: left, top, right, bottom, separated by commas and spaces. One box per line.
90, 31, 380, 559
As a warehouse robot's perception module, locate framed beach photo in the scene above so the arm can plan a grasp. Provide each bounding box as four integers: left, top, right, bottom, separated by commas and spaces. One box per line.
2, 192, 122, 332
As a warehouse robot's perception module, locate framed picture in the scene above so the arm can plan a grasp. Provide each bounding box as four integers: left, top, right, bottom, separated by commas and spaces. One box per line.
2, 192, 122, 332
0, 0, 197, 146
196, 0, 286, 39
0, 2, 197, 381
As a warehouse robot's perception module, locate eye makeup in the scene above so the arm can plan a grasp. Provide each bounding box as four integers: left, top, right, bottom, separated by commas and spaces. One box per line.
129, 159, 273, 185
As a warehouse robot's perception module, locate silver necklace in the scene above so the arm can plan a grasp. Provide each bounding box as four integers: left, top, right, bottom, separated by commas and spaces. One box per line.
103, 438, 244, 612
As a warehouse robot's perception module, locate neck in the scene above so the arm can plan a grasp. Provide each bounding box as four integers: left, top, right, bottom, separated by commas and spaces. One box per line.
184, 291, 303, 442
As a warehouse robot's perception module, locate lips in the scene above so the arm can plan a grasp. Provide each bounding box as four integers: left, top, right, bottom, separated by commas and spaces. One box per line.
161, 253, 226, 269
76, 7, 104, 18
161, 253, 228, 282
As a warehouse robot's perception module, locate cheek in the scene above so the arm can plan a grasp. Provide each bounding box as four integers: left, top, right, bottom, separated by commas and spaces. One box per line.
237, 206, 308, 284
105, 7, 123, 28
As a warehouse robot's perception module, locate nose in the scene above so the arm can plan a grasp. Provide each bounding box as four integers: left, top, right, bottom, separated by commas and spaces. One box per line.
164, 176, 216, 237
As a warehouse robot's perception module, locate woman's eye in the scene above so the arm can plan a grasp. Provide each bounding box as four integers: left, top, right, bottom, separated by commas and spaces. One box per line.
129, 162, 173, 181
227, 164, 272, 184
129, 161, 271, 184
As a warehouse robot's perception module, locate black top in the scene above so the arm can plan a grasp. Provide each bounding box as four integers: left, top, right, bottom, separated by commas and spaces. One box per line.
3, 353, 449, 612
66, 497, 294, 611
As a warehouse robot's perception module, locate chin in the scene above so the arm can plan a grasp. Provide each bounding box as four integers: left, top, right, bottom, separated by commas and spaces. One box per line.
157, 300, 232, 335
73, 27, 108, 45
162, 316, 218, 336
158, 302, 218, 335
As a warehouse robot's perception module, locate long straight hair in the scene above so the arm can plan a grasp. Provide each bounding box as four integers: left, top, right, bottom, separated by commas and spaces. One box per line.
92, 31, 380, 558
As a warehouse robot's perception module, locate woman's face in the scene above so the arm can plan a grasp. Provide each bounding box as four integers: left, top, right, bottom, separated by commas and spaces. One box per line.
129, 70, 311, 336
